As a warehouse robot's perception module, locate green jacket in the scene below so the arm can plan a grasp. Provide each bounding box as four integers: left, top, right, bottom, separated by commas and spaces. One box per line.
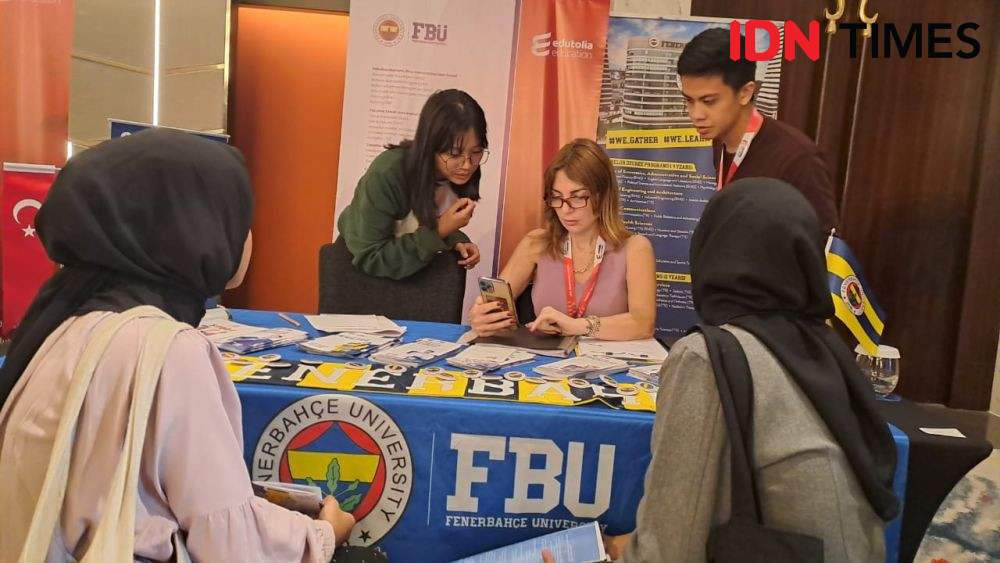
337, 148, 469, 280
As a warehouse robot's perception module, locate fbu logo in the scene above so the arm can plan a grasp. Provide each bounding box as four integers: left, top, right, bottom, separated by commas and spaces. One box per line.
412, 22, 448, 44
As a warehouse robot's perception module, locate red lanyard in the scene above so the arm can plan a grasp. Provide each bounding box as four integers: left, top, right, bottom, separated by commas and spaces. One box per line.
717, 107, 764, 191
562, 234, 607, 318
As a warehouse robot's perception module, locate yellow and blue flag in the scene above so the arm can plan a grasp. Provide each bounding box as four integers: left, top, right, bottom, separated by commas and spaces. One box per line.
826, 235, 886, 355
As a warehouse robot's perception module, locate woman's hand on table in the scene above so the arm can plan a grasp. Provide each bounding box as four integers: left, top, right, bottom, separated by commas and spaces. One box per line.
527, 306, 588, 336
470, 296, 515, 336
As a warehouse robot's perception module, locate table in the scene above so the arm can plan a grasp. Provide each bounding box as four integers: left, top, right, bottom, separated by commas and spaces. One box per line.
231, 309, 654, 562
229, 310, 916, 562
875, 398, 994, 562
0, 312, 930, 562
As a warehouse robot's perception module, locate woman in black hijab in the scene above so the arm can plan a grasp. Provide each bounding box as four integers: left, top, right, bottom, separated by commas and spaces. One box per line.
606, 178, 898, 562
0, 128, 251, 403
0, 129, 353, 561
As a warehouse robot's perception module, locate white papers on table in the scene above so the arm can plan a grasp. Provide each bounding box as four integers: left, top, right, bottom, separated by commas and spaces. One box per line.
198, 320, 309, 353
370, 338, 462, 368
199, 306, 231, 326
628, 363, 661, 383
533, 355, 630, 381
298, 332, 399, 358
457, 329, 479, 346
919, 427, 967, 438
577, 337, 668, 363
445, 344, 535, 372
453, 521, 607, 563
304, 314, 407, 337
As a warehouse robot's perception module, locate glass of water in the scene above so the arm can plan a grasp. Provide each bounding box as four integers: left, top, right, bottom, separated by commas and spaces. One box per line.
855, 345, 900, 396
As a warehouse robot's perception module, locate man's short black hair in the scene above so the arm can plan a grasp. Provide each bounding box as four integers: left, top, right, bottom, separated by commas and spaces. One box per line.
677, 27, 756, 92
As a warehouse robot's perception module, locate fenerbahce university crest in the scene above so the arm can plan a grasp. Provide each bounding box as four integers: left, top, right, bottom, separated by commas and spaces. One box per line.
840, 275, 867, 316
252, 395, 413, 547
373, 14, 404, 46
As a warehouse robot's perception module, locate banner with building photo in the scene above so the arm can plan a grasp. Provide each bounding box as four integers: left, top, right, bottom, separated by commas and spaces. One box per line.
109, 119, 230, 143
333, 0, 519, 318
598, 16, 783, 339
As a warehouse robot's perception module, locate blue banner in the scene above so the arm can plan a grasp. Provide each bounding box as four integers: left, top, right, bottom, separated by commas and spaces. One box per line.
108, 119, 230, 143
598, 17, 784, 340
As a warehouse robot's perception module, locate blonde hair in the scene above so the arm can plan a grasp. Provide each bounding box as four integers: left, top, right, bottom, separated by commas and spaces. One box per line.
542, 138, 630, 256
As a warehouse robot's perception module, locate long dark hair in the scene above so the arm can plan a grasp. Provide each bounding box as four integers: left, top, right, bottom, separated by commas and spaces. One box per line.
387, 89, 487, 228
542, 139, 631, 257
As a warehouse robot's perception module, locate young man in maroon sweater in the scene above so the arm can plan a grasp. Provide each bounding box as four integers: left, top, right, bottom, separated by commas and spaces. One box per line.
678, 28, 838, 233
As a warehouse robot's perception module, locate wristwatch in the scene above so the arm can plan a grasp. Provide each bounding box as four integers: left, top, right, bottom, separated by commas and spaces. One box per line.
584, 315, 601, 337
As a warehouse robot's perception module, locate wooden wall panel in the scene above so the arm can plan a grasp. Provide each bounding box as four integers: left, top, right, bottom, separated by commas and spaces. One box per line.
692, 0, 1000, 406
224, 6, 349, 313
840, 0, 997, 403
948, 1, 1000, 410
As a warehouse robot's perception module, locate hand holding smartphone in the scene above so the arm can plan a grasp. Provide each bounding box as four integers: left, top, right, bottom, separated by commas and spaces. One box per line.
478, 276, 518, 327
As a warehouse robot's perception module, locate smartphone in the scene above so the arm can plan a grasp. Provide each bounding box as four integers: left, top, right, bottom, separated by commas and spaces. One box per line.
478, 276, 518, 326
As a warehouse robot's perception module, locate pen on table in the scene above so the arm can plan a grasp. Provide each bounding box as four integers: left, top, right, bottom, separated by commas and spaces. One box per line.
278, 312, 301, 327
602, 351, 649, 359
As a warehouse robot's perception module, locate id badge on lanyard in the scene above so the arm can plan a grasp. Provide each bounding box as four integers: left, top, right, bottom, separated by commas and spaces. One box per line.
562, 234, 607, 318
717, 108, 764, 191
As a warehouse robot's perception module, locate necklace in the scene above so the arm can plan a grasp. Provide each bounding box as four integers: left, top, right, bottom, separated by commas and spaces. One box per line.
572, 244, 595, 274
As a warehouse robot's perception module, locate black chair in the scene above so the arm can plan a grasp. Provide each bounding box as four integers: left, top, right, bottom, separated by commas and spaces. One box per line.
318, 238, 467, 323
515, 284, 537, 324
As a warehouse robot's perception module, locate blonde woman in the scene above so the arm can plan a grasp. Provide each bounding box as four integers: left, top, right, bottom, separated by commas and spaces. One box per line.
469, 139, 656, 341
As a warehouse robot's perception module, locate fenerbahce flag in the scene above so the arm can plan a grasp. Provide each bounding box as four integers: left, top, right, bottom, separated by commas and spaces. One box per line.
1, 164, 59, 338
826, 235, 886, 355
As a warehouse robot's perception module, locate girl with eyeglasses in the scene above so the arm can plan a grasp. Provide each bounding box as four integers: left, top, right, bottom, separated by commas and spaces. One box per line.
337, 89, 489, 279
469, 139, 656, 341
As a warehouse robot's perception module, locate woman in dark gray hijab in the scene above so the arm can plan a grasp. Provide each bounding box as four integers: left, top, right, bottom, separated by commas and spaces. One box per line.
608, 178, 897, 563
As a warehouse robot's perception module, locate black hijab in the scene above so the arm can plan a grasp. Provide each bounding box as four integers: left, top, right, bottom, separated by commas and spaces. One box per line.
0, 128, 253, 407
691, 177, 899, 521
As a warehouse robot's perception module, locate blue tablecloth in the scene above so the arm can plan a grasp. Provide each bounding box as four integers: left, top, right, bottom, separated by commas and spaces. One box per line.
229, 309, 909, 563
0, 311, 910, 563
230, 310, 654, 561
886, 424, 909, 563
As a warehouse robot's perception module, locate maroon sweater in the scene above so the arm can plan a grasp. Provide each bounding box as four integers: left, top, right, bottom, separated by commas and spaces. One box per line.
714, 116, 838, 232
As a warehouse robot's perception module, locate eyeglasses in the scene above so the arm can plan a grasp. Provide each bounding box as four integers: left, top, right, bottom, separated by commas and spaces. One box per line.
545, 193, 591, 209
440, 148, 489, 170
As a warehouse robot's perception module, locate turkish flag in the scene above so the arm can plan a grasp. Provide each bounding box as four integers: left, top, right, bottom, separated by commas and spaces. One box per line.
1, 164, 58, 338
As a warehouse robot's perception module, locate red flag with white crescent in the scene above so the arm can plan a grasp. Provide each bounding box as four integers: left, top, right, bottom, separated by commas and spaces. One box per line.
1, 163, 58, 338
